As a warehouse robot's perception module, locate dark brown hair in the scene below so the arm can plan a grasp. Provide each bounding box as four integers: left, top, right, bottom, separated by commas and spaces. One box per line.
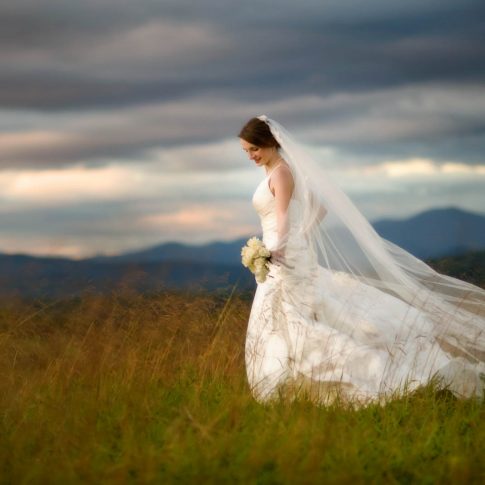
238, 117, 281, 148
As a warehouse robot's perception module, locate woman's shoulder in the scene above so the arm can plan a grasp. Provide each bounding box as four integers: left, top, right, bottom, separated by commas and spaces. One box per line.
269, 161, 294, 195
272, 162, 294, 184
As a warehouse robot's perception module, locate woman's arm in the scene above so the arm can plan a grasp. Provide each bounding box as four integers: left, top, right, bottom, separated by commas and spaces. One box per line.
270, 165, 294, 265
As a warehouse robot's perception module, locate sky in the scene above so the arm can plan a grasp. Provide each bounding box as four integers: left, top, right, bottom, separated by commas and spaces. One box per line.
1, 0, 485, 259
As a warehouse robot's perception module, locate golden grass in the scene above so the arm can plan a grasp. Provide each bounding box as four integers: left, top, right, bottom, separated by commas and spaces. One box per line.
0, 287, 484, 483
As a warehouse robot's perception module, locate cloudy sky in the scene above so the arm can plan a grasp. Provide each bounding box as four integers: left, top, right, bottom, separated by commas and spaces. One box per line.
1, 0, 485, 259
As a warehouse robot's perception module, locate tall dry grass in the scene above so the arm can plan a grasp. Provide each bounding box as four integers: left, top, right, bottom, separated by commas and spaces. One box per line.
0, 287, 484, 483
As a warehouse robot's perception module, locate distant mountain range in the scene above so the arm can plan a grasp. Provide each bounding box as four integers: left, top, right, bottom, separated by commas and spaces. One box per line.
373, 207, 485, 259
1, 207, 484, 299
0, 254, 253, 299
86, 206, 485, 264
87, 239, 246, 266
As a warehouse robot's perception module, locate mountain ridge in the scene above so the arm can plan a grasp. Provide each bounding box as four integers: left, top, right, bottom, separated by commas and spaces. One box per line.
1, 207, 484, 264
1, 207, 484, 299
85, 206, 485, 264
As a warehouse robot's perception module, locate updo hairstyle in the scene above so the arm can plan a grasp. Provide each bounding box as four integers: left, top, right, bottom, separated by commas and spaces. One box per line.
238, 117, 281, 149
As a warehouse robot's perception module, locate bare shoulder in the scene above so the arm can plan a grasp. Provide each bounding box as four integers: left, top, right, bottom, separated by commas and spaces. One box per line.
272, 163, 294, 187
269, 162, 294, 196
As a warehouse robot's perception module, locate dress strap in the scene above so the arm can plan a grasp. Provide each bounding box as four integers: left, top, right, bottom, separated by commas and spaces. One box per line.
266, 163, 282, 179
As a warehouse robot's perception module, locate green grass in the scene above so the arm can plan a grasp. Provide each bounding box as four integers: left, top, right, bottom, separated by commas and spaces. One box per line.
0, 290, 484, 484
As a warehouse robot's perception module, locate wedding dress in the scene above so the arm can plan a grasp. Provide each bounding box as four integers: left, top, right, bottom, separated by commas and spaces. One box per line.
245, 154, 485, 408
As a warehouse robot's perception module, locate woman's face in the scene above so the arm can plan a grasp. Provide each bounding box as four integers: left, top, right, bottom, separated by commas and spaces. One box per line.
240, 138, 276, 168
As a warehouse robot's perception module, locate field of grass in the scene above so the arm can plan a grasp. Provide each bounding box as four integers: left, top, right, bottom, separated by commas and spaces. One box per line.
1, 287, 484, 484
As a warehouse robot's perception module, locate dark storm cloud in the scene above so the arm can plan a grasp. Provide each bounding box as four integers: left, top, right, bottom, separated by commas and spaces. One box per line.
1, 0, 485, 170
1, 0, 484, 109
3, 85, 485, 170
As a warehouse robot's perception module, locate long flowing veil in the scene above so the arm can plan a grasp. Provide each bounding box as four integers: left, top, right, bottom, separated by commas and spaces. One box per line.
258, 114, 485, 368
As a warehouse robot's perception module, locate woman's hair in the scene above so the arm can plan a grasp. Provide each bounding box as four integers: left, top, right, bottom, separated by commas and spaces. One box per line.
238, 117, 281, 148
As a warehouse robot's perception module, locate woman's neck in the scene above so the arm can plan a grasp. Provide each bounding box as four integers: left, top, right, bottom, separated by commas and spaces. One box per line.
265, 155, 284, 174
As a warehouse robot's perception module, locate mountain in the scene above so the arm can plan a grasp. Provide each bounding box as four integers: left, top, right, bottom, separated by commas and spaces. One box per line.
86, 238, 251, 265
88, 207, 485, 264
373, 207, 485, 259
1, 207, 484, 299
0, 253, 254, 299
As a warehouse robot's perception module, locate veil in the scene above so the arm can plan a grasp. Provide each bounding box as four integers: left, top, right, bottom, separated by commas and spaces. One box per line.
257, 114, 485, 367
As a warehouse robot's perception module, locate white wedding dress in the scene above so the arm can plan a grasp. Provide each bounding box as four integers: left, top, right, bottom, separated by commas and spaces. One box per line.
245, 165, 485, 407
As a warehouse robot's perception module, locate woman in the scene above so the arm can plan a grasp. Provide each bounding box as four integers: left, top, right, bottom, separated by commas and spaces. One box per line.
239, 115, 485, 407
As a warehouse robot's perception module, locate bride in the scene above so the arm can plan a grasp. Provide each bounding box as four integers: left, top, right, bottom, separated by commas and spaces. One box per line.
239, 115, 485, 407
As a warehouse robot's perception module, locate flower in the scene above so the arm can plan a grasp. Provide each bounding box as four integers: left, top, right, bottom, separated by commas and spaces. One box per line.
241, 237, 271, 283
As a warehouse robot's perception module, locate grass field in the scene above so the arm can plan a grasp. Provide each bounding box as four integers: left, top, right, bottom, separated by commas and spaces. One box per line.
1, 288, 484, 484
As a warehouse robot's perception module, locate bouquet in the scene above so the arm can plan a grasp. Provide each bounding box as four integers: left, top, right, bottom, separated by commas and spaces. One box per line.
241, 237, 271, 283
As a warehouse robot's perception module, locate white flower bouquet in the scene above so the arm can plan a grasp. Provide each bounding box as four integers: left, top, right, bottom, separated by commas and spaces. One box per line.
241, 236, 271, 283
